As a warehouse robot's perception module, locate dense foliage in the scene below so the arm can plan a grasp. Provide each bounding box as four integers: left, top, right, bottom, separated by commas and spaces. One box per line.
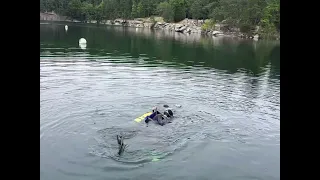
40, 0, 279, 33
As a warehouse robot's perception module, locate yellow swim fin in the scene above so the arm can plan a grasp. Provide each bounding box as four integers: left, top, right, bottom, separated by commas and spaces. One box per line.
134, 112, 152, 122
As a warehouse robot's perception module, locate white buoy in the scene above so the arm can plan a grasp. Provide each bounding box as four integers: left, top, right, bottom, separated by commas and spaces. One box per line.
79, 43, 87, 50
79, 38, 87, 50
65, 25, 68, 31
79, 38, 87, 44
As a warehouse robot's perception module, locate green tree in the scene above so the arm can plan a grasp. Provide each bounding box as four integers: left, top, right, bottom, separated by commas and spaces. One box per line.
157, 1, 174, 22
137, 1, 145, 17
190, 0, 209, 20
40, 0, 45, 12
119, 0, 132, 19
67, 0, 83, 20
82, 2, 94, 21
208, 0, 224, 22
40, 0, 280, 36
104, 0, 119, 19
131, 0, 138, 18
260, 0, 280, 35
261, 0, 280, 31
41, 0, 55, 12
141, 0, 156, 17
169, 0, 186, 22
246, 0, 266, 26
95, 0, 106, 23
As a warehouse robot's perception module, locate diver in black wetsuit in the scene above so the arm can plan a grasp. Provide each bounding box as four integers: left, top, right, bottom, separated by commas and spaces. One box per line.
145, 106, 174, 126
117, 135, 127, 155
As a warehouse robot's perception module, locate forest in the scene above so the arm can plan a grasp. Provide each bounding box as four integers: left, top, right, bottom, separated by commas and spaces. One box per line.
40, 0, 280, 34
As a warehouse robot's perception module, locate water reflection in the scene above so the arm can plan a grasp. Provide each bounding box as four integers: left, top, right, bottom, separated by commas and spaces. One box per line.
40, 22, 280, 180
269, 45, 280, 79
40, 22, 280, 79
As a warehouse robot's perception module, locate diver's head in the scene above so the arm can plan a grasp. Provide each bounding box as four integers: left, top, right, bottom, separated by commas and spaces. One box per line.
164, 109, 173, 117
152, 107, 157, 113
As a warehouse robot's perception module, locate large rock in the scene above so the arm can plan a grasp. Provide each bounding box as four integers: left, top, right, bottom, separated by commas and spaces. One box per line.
212, 31, 224, 36
165, 24, 174, 31
185, 28, 191, 33
175, 24, 183, 29
175, 26, 186, 33
104, 20, 113, 25
144, 22, 153, 28
154, 22, 165, 29
230, 27, 240, 32
254, 26, 260, 33
114, 19, 125, 23
190, 27, 202, 34
132, 20, 143, 24
40, 12, 67, 21
214, 24, 221, 31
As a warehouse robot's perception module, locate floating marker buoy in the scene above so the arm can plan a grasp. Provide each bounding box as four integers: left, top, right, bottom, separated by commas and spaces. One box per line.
79, 43, 87, 50
79, 38, 87, 50
152, 157, 160, 162
65, 25, 68, 31
79, 38, 87, 44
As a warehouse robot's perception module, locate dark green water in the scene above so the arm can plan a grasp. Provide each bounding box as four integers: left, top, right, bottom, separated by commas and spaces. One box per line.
40, 22, 280, 180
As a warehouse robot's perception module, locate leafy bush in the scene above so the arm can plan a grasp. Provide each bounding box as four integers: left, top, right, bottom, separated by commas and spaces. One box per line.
201, 19, 215, 31
157, 2, 174, 22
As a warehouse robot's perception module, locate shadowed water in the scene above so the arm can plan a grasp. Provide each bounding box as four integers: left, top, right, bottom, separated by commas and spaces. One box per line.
40, 22, 280, 180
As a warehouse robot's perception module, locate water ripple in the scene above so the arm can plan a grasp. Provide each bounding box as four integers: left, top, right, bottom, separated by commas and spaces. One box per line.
40, 28, 279, 180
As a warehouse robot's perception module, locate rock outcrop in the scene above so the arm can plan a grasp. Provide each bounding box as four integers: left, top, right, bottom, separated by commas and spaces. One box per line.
41, 13, 276, 40
40, 12, 67, 21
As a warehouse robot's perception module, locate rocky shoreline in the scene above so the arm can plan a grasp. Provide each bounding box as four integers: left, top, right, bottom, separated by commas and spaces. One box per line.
40, 12, 279, 40
93, 18, 261, 40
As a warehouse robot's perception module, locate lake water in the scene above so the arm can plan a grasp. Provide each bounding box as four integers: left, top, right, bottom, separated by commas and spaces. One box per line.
40, 22, 280, 180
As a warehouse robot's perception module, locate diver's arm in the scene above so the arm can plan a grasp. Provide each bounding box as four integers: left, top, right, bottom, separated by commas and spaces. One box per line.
145, 117, 153, 123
